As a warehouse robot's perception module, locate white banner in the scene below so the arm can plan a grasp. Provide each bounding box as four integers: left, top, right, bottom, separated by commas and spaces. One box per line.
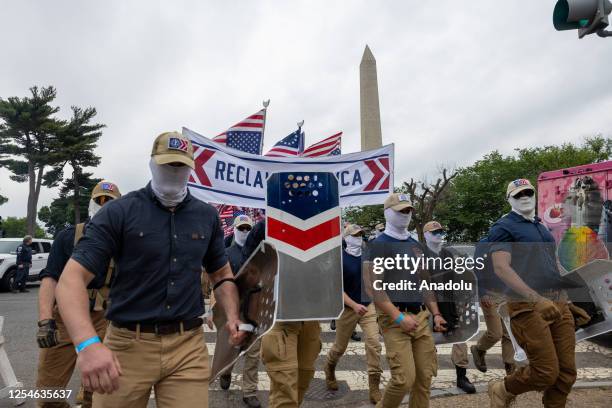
184, 127, 394, 208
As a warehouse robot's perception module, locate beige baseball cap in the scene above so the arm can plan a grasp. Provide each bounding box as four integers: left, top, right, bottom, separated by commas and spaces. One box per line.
423, 220, 444, 233
344, 224, 363, 237
91, 181, 121, 200
151, 131, 195, 169
375, 223, 385, 231
384, 193, 414, 211
233, 214, 253, 228
506, 178, 535, 198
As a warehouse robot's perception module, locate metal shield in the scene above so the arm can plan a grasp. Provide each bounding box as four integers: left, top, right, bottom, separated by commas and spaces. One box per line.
266, 172, 344, 321
210, 241, 278, 382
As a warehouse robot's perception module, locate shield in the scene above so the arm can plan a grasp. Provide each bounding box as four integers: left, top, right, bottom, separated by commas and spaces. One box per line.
266, 172, 344, 321
209, 241, 278, 382
430, 246, 480, 345
563, 259, 612, 341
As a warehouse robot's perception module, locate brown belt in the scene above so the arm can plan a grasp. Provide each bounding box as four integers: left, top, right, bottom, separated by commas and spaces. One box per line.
112, 318, 203, 335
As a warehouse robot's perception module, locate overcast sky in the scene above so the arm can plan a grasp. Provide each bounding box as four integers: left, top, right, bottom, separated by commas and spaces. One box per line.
1, 1, 611, 219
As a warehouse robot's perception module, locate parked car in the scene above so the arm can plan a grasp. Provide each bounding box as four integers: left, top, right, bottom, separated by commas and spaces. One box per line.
0, 237, 53, 291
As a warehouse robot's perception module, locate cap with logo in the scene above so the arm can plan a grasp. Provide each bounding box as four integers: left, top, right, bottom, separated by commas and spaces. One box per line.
151, 131, 195, 169
506, 178, 535, 198
423, 220, 445, 233
375, 223, 385, 231
233, 215, 253, 228
344, 224, 363, 237
91, 181, 121, 200
384, 193, 414, 211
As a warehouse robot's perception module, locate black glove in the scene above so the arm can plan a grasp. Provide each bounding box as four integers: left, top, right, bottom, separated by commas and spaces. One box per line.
37, 319, 59, 348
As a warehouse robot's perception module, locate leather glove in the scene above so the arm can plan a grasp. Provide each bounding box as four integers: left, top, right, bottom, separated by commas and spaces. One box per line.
534, 297, 561, 321
568, 303, 591, 327
37, 319, 60, 348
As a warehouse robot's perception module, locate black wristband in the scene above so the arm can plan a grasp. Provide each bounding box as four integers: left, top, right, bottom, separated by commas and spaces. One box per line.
213, 278, 236, 291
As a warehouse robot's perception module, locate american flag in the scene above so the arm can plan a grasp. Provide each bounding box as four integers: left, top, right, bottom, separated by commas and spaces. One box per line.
264, 130, 304, 157
302, 132, 342, 157
212, 109, 266, 155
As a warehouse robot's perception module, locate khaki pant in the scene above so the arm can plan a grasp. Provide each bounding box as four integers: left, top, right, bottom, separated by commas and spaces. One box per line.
376, 309, 437, 408
260, 321, 321, 407
93, 323, 209, 408
476, 296, 515, 365
225, 338, 261, 397
451, 343, 468, 368
36, 308, 108, 408
504, 302, 576, 408
327, 303, 382, 376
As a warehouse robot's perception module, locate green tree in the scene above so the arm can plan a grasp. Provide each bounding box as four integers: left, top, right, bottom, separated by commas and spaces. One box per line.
0, 86, 65, 235
1, 216, 46, 238
48, 106, 104, 224
344, 205, 385, 234
0, 194, 7, 206
39, 172, 101, 236
436, 136, 611, 241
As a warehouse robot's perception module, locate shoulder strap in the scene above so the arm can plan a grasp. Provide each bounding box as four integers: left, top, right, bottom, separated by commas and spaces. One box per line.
74, 223, 85, 246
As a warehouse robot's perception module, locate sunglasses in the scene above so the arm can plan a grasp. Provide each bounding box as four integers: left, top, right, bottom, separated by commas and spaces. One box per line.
430, 229, 445, 236
237, 225, 252, 232
94, 195, 114, 205
513, 189, 535, 199
399, 207, 413, 214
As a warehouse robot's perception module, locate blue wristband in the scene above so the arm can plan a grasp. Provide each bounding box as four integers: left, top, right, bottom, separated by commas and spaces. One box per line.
394, 313, 405, 325
75, 336, 101, 353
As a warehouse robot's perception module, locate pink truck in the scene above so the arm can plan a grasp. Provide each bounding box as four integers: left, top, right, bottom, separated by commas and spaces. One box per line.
538, 160, 611, 274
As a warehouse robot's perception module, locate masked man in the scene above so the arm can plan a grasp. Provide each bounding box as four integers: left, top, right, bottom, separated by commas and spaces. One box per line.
36, 181, 121, 408
242, 219, 321, 407
324, 224, 383, 404
55, 131, 246, 408
13, 235, 33, 293
487, 179, 577, 408
422, 221, 476, 394
217, 215, 262, 408
366, 194, 447, 408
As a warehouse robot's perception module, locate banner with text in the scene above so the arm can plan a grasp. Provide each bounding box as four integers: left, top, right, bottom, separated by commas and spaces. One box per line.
184, 127, 394, 208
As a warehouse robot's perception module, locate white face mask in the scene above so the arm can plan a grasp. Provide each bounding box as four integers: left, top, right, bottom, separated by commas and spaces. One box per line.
344, 235, 363, 257
424, 231, 445, 253
233, 227, 250, 247
383, 208, 412, 240
149, 159, 191, 207
509, 194, 536, 220
88, 199, 102, 219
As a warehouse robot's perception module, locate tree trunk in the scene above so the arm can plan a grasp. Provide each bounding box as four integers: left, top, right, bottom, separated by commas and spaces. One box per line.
26, 161, 37, 236
73, 167, 81, 224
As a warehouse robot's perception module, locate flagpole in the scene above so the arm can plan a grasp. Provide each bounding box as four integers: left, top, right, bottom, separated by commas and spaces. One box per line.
260, 99, 270, 155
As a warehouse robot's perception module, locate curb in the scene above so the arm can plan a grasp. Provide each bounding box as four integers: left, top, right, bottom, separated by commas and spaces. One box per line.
428, 380, 612, 399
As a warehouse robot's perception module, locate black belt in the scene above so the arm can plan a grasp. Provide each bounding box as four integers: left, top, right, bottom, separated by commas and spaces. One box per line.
398, 304, 426, 314
112, 318, 203, 335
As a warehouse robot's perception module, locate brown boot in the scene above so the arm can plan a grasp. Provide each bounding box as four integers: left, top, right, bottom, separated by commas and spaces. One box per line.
488, 380, 516, 408
368, 374, 382, 403
504, 362, 516, 375
470, 345, 487, 372
324, 361, 338, 391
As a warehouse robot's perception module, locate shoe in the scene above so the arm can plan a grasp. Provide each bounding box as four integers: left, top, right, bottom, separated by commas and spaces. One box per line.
470, 345, 487, 373
455, 366, 476, 394
10, 289, 18, 294
488, 380, 516, 408
505, 363, 516, 376
368, 374, 382, 403
330, 320, 336, 330
20, 289, 29, 293
324, 360, 338, 391
350, 331, 361, 341
219, 373, 232, 390
242, 395, 261, 408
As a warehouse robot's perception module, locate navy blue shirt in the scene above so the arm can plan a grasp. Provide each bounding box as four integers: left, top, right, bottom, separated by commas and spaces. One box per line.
366, 233, 425, 310
16, 244, 32, 265
71, 183, 228, 324
342, 250, 370, 306
489, 211, 571, 291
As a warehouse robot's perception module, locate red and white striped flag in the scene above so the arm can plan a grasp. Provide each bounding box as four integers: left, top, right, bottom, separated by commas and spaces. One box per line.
302, 132, 342, 157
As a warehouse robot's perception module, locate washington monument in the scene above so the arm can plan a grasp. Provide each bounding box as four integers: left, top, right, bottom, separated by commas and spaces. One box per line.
360, 45, 383, 151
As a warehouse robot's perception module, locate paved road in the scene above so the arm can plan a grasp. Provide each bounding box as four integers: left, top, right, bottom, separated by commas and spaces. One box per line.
1, 286, 611, 407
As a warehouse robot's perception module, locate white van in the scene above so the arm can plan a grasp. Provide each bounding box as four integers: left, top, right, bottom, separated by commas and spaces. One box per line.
0, 238, 53, 291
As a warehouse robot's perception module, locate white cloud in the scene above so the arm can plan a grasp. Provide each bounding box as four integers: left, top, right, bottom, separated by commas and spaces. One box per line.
1, 0, 610, 218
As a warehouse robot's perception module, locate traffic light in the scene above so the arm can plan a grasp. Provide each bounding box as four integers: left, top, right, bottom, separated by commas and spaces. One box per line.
553, 0, 612, 38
